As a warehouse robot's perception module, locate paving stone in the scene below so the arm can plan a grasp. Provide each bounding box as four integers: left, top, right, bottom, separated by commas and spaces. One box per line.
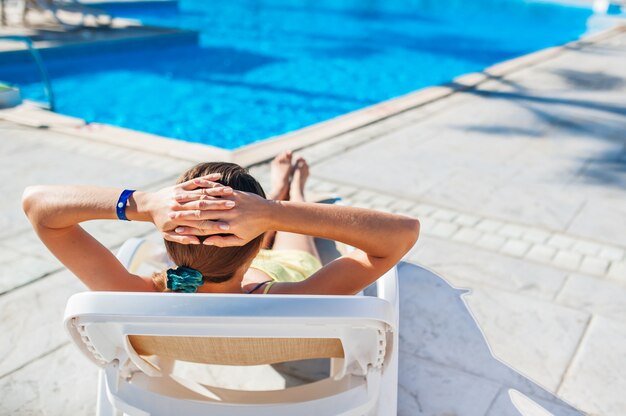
398, 356, 501, 416
558, 316, 626, 416
0, 344, 98, 415
598, 246, 626, 262
369, 194, 397, 208
0, 230, 59, 263
578, 256, 609, 276
0, 270, 85, 378
567, 198, 626, 248
607, 261, 626, 284
389, 199, 416, 213
451, 227, 482, 244
522, 228, 552, 244
476, 219, 505, 233
411, 203, 436, 217
308, 180, 338, 193
0, 255, 61, 294
552, 250, 583, 271
429, 222, 459, 239
485, 388, 584, 416
332, 183, 358, 196
571, 240, 602, 256
453, 213, 481, 227
547, 235, 577, 250
397, 260, 552, 390
526, 244, 557, 263
556, 274, 626, 321
0, 246, 21, 263
409, 236, 568, 303
464, 287, 590, 391
418, 217, 439, 234
431, 208, 458, 222
350, 189, 382, 203
500, 240, 532, 258
475, 234, 507, 251
499, 224, 526, 239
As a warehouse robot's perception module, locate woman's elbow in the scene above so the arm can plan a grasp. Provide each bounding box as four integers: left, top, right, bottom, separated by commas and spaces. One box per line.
405, 217, 420, 249
22, 185, 48, 224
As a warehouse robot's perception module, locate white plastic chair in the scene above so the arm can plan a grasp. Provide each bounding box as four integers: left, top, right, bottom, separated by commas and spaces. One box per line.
64, 238, 399, 416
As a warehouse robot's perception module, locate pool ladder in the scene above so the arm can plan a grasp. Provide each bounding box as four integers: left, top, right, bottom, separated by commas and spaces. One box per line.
0, 35, 55, 111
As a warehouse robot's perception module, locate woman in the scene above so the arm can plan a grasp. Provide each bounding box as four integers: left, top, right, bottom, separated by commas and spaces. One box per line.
22, 152, 420, 295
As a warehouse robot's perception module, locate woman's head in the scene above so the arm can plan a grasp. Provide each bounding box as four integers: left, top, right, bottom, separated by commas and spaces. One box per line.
157, 162, 266, 290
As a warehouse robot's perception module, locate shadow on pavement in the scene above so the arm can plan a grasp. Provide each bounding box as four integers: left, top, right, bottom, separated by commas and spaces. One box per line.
396, 261, 583, 415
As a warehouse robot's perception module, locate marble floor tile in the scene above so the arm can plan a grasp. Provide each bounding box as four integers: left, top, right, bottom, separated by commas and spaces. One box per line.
396, 261, 576, 405
558, 316, 626, 416
0, 270, 85, 378
464, 287, 589, 391
485, 388, 583, 416
398, 356, 501, 416
0, 255, 61, 294
0, 343, 98, 415
555, 273, 626, 321
408, 236, 568, 300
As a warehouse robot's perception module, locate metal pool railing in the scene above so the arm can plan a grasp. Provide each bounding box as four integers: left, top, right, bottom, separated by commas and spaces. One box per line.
0, 35, 55, 111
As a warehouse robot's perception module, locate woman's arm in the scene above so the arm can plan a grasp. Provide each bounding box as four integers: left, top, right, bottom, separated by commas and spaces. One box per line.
23, 185, 156, 291
264, 201, 419, 295
22, 175, 233, 291
172, 192, 420, 295
268, 201, 419, 259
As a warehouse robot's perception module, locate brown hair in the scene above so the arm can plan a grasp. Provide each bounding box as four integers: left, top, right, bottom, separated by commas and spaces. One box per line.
153, 162, 266, 291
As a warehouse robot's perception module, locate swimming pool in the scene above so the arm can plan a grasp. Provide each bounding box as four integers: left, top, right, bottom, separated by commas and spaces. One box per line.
0, 0, 598, 149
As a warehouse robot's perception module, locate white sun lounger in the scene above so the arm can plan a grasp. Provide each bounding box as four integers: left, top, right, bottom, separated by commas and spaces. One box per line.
63, 238, 400, 416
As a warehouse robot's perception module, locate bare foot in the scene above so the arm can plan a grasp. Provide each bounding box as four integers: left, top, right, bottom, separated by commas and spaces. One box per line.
290, 157, 309, 202
269, 151, 293, 200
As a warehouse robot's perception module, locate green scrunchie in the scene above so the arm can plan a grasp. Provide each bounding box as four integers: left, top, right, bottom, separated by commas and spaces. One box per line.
166, 266, 204, 293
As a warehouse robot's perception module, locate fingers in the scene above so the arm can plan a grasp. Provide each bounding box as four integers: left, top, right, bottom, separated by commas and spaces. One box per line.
162, 231, 201, 245
179, 173, 223, 191
203, 235, 246, 247
174, 186, 233, 204
169, 206, 235, 221
163, 230, 244, 247
175, 197, 235, 211
173, 221, 231, 235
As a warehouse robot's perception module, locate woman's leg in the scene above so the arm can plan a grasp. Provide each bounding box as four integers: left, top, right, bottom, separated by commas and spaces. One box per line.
262, 151, 293, 248
272, 157, 321, 262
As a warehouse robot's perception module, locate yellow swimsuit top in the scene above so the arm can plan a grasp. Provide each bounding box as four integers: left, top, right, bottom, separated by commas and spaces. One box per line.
249, 249, 323, 293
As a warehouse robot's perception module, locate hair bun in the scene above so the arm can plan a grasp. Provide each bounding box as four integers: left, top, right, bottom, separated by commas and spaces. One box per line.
166, 266, 204, 293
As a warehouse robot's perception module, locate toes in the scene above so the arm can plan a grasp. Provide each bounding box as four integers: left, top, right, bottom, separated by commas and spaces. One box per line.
294, 157, 308, 171
273, 150, 293, 164
294, 157, 305, 168
281, 150, 293, 163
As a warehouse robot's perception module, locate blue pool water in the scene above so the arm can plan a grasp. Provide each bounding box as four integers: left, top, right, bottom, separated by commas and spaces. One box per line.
0, 0, 597, 149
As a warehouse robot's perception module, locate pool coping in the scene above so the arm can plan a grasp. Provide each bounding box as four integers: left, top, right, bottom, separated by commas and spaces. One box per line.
1, 22, 624, 167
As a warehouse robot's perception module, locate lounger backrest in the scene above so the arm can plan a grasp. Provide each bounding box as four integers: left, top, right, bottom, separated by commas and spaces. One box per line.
65, 292, 394, 379
129, 335, 345, 365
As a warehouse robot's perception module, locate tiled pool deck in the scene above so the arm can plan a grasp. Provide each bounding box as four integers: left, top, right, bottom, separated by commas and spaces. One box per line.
1, 18, 625, 416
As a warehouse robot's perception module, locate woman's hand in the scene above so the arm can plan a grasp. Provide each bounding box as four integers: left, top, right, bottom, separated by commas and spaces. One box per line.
169, 189, 273, 247
145, 173, 237, 244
